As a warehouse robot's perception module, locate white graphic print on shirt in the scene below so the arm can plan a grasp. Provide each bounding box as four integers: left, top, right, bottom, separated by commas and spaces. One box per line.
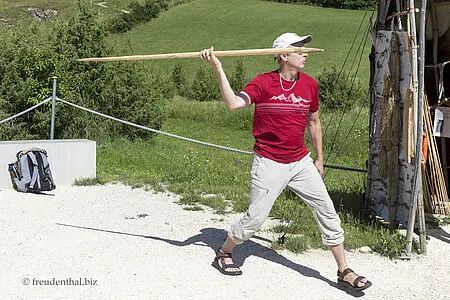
270, 93, 311, 106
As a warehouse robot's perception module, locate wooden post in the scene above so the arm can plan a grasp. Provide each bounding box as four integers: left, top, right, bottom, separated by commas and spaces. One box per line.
423, 100, 450, 216
415, 0, 428, 255
406, 0, 426, 256
441, 139, 449, 191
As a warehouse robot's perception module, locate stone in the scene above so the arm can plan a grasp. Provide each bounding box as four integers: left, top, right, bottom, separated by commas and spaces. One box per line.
27, 8, 58, 21
359, 246, 373, 253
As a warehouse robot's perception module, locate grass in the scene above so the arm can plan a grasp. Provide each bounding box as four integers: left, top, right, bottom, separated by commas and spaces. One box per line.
96, 97, 368, 202
273, 205, 408, 259
107, 0, 374, 83
73, 177, 105, 186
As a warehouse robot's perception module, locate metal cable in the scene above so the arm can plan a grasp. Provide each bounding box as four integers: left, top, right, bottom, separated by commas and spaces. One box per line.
322, 9, 371, 141
324, 17, 391, 179
323, 16, 376, 176
56, 97, 366, 172
0, 95, 365, 172
324, 22, 373, 177
0, 97, 52, 125
56, 97, 254, 155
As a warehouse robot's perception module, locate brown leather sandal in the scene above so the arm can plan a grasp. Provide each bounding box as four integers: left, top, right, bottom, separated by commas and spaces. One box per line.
212, 250, 243, 276
337, 268, 372, 291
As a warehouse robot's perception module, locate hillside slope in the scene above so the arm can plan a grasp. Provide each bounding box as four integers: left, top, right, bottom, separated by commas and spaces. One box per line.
108, 0, 373, 80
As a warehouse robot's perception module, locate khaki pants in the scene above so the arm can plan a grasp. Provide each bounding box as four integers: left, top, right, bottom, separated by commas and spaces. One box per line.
230, 153, 344, 246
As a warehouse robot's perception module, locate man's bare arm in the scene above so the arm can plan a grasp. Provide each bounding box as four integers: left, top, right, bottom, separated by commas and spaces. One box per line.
200, 47, 250, 111
307, 110, 324, 176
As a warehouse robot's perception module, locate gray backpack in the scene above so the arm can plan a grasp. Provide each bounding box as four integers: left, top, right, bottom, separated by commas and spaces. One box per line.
8, 148, 56, 193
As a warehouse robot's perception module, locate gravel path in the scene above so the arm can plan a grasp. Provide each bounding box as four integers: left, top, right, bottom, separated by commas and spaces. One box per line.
1, 184, 449, 300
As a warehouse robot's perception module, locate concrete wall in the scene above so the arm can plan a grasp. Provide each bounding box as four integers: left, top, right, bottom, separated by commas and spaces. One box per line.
0, 139, 96, 190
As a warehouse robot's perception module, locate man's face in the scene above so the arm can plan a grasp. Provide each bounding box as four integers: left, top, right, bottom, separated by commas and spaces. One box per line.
285, 51, 308, 70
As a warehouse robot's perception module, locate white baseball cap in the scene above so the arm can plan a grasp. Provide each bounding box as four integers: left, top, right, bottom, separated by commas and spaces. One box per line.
272, 33, 312, 48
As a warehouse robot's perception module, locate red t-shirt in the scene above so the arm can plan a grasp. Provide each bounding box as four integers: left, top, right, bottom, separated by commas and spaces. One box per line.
240, 71, 319, 163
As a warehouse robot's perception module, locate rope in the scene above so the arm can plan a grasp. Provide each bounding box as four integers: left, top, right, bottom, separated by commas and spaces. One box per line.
322, 9, 371, 141
0, 97, 52, 125
57, 97, 367, 172
56, 97, 253, 155
323, 16, 378, 175
323, 18, 373, 166
324, 22, 373, 178
0, 94, 365, 171
321, 12, 374, 178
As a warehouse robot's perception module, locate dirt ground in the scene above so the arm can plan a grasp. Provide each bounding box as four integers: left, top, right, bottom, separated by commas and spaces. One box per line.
1, 184, 449, 300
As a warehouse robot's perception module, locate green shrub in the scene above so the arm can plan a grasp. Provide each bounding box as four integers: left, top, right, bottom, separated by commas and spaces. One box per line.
0, 0, 166, 141
109, 13, 135, 34
109, 0, 169, 33
171, 62, 189, 96
0, 99, 35, 140
229, 60, 248, 93
189, 66, 221, 101
170, 0, 194, 6
173, 60, 247, 101
342, 0, 375, 10
317, 65, 366, 110
132, 0, 168, 22
0, 24, 57, 140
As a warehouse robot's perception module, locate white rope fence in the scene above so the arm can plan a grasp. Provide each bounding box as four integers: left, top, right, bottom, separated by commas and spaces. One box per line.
0, 97, 51, 125
56, 97, 254, 155
0, 93, 366, 172
0, 94, 251, 155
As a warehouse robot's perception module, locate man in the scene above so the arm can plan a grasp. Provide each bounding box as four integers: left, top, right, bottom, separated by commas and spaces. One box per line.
200, 33, 371, 291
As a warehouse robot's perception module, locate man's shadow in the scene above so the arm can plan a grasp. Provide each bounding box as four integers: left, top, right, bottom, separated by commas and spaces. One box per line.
56, 224, 366, 297
426, 225, 450, 244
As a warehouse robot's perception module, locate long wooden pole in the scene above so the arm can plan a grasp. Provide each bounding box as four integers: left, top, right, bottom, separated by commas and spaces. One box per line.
416, 0, 427, 255
405, 0, 421, 256
424, 99, 449, 215
77, 47, 324, 62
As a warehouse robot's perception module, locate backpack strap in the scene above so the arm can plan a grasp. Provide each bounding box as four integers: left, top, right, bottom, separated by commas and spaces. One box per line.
34, 151, 48, 188
17, 148, 48, 158
26, 151, 40, 190
24, 148, 47, 154
16, 150, 26, 177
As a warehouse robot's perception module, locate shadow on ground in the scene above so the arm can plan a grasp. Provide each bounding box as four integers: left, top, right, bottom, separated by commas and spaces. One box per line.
57, 223, 367, 297
426, 225, 450, 244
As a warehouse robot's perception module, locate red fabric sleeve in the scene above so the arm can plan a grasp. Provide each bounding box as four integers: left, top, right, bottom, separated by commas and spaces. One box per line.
241, 74, 265, 104
309, 79, 319, 112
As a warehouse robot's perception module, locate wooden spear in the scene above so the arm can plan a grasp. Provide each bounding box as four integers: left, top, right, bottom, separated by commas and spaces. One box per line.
77, 47, 324, 62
